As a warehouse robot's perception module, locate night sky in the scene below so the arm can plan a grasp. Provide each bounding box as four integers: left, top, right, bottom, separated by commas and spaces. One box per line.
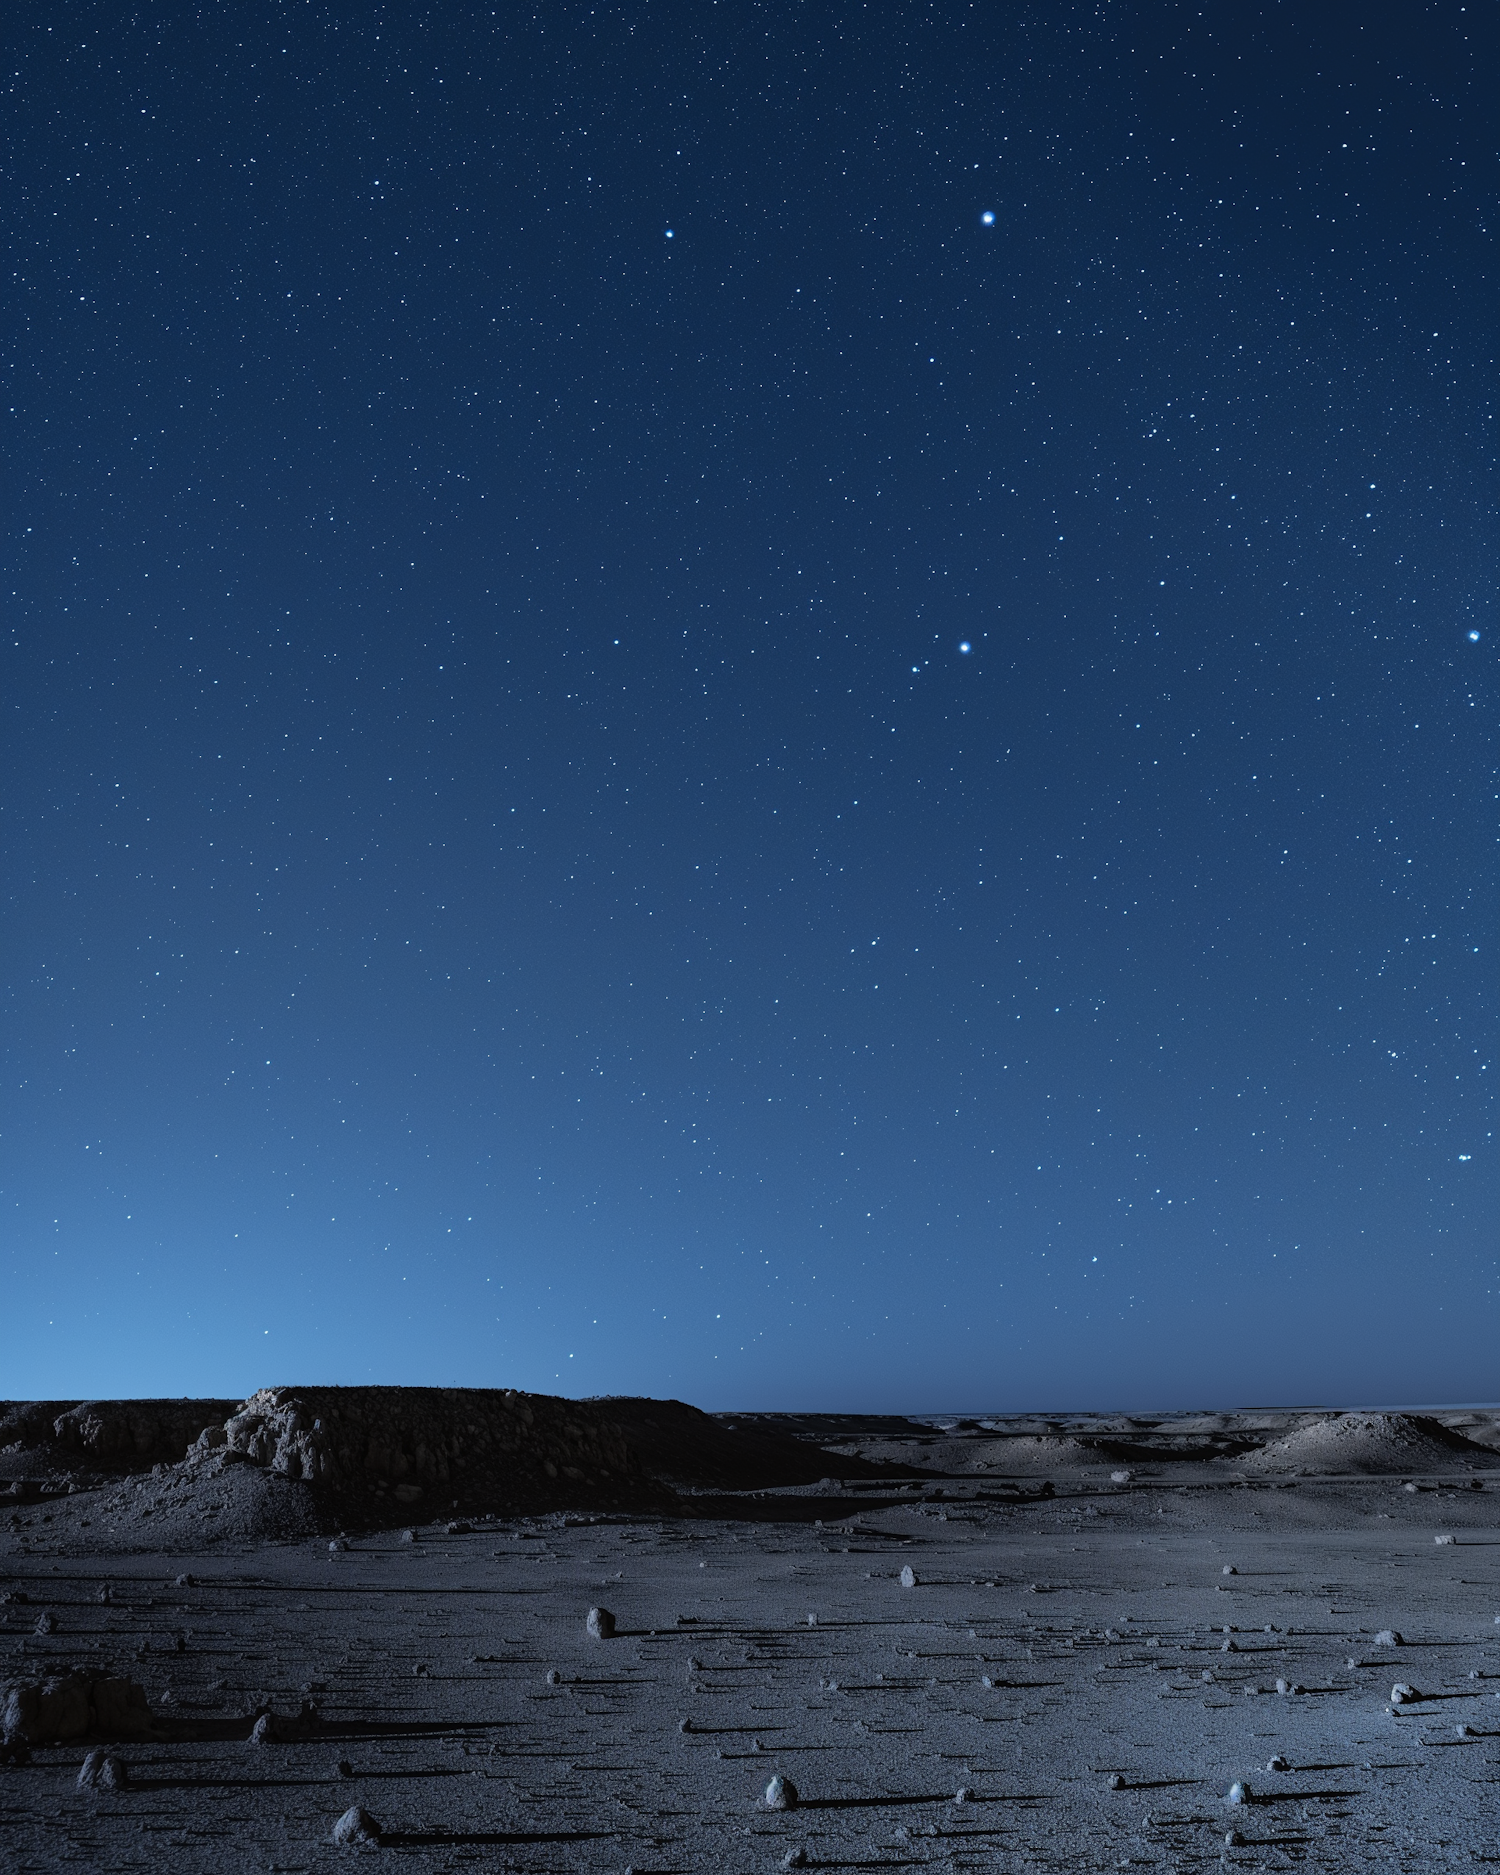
3, 2, 1495, 1410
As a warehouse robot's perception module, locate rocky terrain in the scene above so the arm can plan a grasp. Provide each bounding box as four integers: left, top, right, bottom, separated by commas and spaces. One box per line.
5, 1395, 1500, 1871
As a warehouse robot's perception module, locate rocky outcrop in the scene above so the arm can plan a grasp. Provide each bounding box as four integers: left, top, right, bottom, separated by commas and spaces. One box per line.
0, 1400, 238, 1480
2, 1672, 157, 1745
209, 1385, 659, 1517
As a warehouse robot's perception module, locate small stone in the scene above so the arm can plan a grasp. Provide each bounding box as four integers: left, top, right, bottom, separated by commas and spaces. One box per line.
329, 1538, 348, 1553
336, 1758, 354, 1777
77, 1749, 127, 1791
782, 1850, 808, 1870
1435, 1534, 1455, 1545
546, 1669, 560, 1685
1222, 1564, 1237, 1576
980, 1675, 994, 1689
1110, 1470, 1132, 1484
953, 1785, 972, 1803
1106, 1773, 1125, 1791
1226, 1780, 1251, 1805
1225, 1828, 1244, 1846
806, 1613, 817, 1627
96, 1587, 114, 1604
331, 1804, 382, 1845
1457, 1723, 1475, 1738
34, 1612, 56, 1635
1403, 1480, 1418, 1492
1347, 1657, 1359, 1669
401, 1528, 417, 1544
249, 1714, 278, 1745
899, 1565, 918, 1589
1275, 1678, 1289, 1696
765, 1774, 798, 1810
1222, 1638, 1237, 1653
1375, 1629, 1403, 1645
587, 1606, 616, 1640
1390, 1683, 1417, 1704
446, 1521, 472, 1535
679, 1717, 692, 1733
174, 1574, 195, 1587
1266, 1755, 1288, 1772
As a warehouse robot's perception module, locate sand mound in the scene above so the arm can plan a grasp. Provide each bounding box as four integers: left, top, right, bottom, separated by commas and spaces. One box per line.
1241, 1412, 1495, 1475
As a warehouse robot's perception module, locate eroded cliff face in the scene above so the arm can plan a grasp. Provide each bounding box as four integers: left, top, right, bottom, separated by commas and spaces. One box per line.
213, 1386, 643, 1512
2, 1386, 882, 1540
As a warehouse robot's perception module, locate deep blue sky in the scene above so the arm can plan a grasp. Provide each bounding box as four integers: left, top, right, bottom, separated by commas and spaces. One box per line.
3, 1, 1494, 1409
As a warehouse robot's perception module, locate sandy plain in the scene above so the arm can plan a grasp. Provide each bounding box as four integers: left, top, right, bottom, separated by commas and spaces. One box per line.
6, 1399, 1500, 1873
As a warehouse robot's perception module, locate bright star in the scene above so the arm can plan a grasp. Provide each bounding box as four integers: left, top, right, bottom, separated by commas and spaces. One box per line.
958, 641, 972, 653
980, 211, 995, 225
1468, 630, 1481, 642
664, 228, 674, 239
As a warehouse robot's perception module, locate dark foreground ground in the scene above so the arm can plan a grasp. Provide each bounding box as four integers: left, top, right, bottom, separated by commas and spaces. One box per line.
5, 1406, 1500, 1872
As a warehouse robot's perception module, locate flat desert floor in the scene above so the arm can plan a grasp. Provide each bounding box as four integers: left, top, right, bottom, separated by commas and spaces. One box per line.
6, 1409, 1500, 1872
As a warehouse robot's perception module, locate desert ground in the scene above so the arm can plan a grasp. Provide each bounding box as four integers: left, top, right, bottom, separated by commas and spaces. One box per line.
5, 1394, 1500, 1872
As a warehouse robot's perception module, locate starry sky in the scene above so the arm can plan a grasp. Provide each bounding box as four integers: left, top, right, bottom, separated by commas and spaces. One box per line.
3, 1, 1495, 1411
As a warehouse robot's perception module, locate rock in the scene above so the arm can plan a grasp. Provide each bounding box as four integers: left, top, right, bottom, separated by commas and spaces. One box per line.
77, 1749, 127, 1791
1226, 1829, 1245, 1846
2, 1673, 155, 1745
337, 1758, 354, 1777
953, 1785, 972, 1803
1375, 1630, 1403, 1645
679, 1718, 692, 1733
765, 1774, 798, 1810
1110, 1470, 1132, 1484
1457, 1723, 1475, 1737
1274, 1678, 1289, 1696
546, 1669, 560, 1685
1106, 1773, 1125, 1790
899, 1565, 918, 1588
400, 1528, 417, 1544
329, 1538, 348, 1553
782, 1848, 808, 1869
1390, 1683, 1417, 1704
175, 1574, 195, 1587
587, 1606, 616, 1640
1266, 1755, 1288, 1772
332, 1804, 382, 1845
249, 1714, 277, 1745
1222, 1638, 1237, 1653
1226, 1780, 1251, 1805
1435, 1534, 1455, 1545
